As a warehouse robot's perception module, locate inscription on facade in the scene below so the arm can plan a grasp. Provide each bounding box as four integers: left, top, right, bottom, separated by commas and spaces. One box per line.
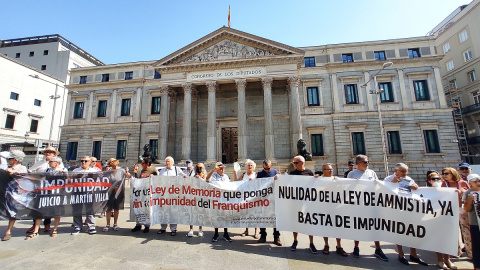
187, 68, 266, 82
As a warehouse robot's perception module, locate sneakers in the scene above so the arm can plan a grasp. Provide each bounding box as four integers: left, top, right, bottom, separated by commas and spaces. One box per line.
375, 248, 389, 261
198, 230, 204, 237
187, 229, 194, 237
290, 240, 298, 251
352, 247, 360, 258
71, 228, 80, 235
273, 238, 282, 246
223, 234, 232, 242
143, 226, 150, 233
88, 228, 97, 235
212, 234, 219, 242
131, 225, 141, 232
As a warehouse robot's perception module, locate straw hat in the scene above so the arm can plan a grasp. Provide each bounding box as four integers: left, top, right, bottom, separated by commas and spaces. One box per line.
42, 146, 60, 155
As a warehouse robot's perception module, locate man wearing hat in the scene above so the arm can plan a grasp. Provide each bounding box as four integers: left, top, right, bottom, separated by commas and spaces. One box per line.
1, 150, 27, 241
459, 162, 472, 182
343, 161, 355, 178
183, 159, 195, 177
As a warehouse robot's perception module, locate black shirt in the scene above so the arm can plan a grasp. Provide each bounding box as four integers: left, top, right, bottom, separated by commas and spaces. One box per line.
289, 169, 314, 176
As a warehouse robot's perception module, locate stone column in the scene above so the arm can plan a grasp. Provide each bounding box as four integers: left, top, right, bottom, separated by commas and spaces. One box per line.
288, 76, 303, 156
86, 91, 94, 124
64, 91, 72, 125
397, 69, 410, 109
433, 66, 448, 108
158, 85, 170, 159
110, 89, 118, 123
134, 87, 142, 121
235, 79, 247, 162
262, 77, 276, 162
206, 81, 217, 163
182, 83, 194, 161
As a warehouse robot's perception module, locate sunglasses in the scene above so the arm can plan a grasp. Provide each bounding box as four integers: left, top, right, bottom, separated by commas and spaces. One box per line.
81, 160, 89, 163
264, 167, 271, 171
362, 161, 369, 164
293, 162, 300, 165
430, 177, 441, 180
460, 167, 469, 170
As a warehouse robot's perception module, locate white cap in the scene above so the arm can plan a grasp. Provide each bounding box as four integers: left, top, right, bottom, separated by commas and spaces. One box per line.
5, 150, 26, 162
467, 173, 480, 182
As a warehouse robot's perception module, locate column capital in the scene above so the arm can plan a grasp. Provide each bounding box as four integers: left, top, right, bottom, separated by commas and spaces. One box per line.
182, 83, 194, 94
206, 81, 217, 92
287, 76, 300, 87
261, 77, 273, 88
159, 85, 170, 95
168, 89, 177, 99
235, 79, 247, 89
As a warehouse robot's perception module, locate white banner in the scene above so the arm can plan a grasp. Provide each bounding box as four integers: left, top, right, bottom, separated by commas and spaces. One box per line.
275, 175, 459, 255
130, 178, 151, 225
145, 176, 276, 228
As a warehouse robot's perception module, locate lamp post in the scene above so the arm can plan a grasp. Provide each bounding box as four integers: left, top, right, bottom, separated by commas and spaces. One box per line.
29, 74, 64, 147
361, 61, 393, 177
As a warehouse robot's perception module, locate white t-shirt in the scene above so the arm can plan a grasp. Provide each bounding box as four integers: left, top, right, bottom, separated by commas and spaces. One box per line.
347, 169, 378, 180
29, 159, 65, 173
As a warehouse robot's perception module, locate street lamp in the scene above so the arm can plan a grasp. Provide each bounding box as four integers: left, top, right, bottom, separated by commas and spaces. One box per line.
361, 61, 393, 177
29, 74, 65, 147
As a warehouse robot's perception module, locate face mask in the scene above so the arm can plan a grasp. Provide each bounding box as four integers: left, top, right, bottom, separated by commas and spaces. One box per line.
432, 181, 442, 188
187, 163, 192, 168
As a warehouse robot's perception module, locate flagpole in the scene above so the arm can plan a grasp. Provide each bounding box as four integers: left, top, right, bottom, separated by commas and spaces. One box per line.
228, 5, 231, 28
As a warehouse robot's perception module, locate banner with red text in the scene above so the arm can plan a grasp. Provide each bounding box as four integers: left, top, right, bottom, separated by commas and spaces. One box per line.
275, 175, 459, 255
142, 176, 276, 228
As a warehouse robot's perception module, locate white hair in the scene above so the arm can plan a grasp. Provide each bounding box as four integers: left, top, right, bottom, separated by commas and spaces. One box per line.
165, 156, 174, 163
245, 159, 256, 170
294, 155, 305, 163
395, 163, 408, 170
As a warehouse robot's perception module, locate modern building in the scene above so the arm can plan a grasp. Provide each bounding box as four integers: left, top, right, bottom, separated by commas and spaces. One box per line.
61, 27, 460, 180
431, 0, 480, 164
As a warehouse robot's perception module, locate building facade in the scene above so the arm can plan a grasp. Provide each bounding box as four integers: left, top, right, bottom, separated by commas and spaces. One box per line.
432, 0, 480, 164
61, 27, 460, 180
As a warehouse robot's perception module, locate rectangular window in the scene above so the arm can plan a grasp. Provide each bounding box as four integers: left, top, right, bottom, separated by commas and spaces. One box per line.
101, 73, 109, 82
92, 141, 102, 160
344, 84, 359, 104
15, 53, 20, 58
468, 70, 476, 82
473, 91, 480, 104
460, 30, 468, 43
424, 130, 441, 153
149, 139, 158, 159
311, 134, 324, 156
34, 99, 42, 106
97, 100, 107, 117
41, 65, 46, 70
306, 87, 320, 106
121, 98, 131, 116
30, 119, 39, 133
413, 80, 430, 101
446, 60, 454, 71
29, 51, 34, 57
125, 71, 133, 80
379, 82, 394, 102
464, 50, 473, 61
443, 43, 450, 54
5, 115, 15, 129
374, 51, 386, 61
387, 131, 402, 154
10, 92, 19, 100
73, 102, 84, 119
352, 132, 366, 155
43, 50, 49, 55
408, 48, 421, 58
304, 57, 315, 67
66, 142, 78, 160
151, 97, 161, 114
449, 79, 457, 90
79, 76, 87, 84
154, 71, 161, 79
116, 140, 127, 159
342, 53, 354, 63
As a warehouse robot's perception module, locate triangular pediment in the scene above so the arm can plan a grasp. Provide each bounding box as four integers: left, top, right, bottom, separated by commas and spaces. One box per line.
153, 27, 304, 67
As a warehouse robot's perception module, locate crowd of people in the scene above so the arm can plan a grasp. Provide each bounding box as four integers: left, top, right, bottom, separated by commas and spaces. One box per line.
1, 148, 479, 270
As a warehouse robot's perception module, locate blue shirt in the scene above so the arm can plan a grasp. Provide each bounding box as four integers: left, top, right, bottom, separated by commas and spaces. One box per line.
257, 168, 278, 178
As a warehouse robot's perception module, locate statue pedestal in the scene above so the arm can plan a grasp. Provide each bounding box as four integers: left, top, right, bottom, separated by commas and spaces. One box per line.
305, 161, 316, 172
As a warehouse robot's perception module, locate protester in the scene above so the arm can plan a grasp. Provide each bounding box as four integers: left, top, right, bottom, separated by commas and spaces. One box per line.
384, 163, 428, 266
347, 154, 388, 261
289, 155, 318, 254
90, 157, 102, 171
234, 159, 259, 239
183, 159, 195, 177
103, 158, 130, 232
343, 160, 355, 178
157, 156, 185, 236
206, 162, 232, 242
457, 162, 473, 258
458, 162, 472, 182
257, 159, 281, 246
463, 174, 480, 270
71, 156, 98, 235
133, 163, 138, 178
187, 163, 207, 237
1, 150, 27, 241
43, 156, 68, 237
132, 158, 157, 233
426, 170, 443, 187
321, 163, 348, 256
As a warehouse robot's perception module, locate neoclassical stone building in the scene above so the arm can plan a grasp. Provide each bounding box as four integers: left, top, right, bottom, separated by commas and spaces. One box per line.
61, 27, 460, 180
